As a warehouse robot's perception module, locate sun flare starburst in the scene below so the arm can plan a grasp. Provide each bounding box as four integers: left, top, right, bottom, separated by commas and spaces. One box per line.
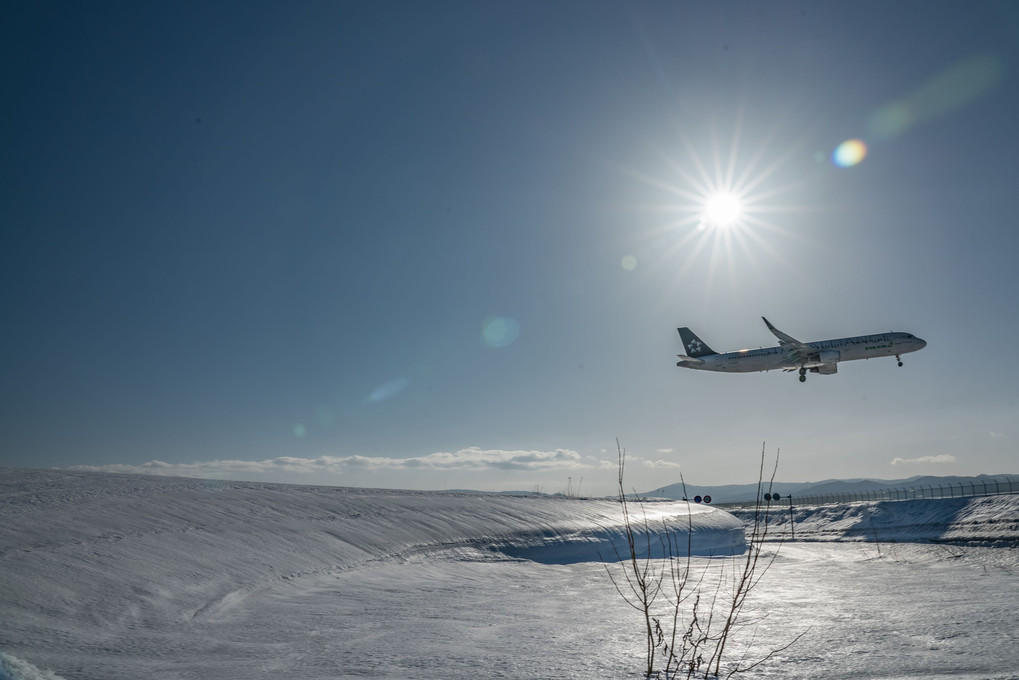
623, 114, 814, 297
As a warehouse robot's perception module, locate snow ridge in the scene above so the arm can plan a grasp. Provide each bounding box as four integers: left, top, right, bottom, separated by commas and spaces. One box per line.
0, 468, 744, 675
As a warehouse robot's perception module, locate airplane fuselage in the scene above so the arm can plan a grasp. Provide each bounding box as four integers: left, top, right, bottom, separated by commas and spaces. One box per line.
678, 332, 926, 374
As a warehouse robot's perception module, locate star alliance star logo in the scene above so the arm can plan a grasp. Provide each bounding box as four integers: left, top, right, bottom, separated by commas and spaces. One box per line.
687, 340, 702, 354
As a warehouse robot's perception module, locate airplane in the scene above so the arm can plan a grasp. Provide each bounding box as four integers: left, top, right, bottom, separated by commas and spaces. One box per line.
676, 317, 927, 383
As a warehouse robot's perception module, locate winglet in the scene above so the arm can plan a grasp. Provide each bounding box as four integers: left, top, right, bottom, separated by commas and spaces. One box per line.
762, 317, 803, 347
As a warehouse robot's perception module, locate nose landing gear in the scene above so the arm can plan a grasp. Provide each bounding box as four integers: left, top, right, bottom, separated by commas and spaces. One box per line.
896, 354, 903, 367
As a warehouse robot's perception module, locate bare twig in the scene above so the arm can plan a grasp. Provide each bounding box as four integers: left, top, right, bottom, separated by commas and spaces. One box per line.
605, 440, 804, 679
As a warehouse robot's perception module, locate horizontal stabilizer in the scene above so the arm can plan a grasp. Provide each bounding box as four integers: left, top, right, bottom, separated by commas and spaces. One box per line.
676, 354, 704, 365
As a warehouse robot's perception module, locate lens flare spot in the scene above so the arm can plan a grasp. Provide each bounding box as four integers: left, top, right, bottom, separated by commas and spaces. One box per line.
870, 104, 913, 140
315, 406, 335, 427
833, 139, 868, 167
369, 377, 409, 402
869, 55, 1005, 141
482, 316, 520, 348
293, 423, 308, 438
621, 255, 637, 270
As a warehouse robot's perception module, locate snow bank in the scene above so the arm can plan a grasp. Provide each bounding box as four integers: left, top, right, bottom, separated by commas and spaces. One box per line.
0, 468, 744, 676
0, 653, 66, 680
730, 494, 1019, 544
492, 507, 747, 563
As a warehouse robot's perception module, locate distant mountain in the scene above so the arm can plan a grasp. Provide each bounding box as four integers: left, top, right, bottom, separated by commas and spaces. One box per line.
644, 473, 1019, 504
643, 481, 814, 503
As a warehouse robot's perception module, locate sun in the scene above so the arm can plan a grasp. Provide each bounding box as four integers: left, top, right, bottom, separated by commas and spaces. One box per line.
702, 192, 743, 229
618, 110, 815, 298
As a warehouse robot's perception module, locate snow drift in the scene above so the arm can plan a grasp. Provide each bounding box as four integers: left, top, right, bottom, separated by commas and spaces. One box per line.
0, 468, 744, 678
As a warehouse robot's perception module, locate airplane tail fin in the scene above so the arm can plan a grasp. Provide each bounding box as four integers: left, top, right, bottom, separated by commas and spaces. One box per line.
677, 327, 717, 357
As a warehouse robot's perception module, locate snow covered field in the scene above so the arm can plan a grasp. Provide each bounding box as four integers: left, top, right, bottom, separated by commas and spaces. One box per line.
2, 469, 1018, 679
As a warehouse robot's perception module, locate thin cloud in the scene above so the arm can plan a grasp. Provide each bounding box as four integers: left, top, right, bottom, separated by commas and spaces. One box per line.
639, 458, 681, 469
890, 454, 957, 466
68, 447, 601, 477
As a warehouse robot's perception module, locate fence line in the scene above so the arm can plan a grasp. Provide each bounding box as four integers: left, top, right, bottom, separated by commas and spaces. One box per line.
713, 476, 1019, 509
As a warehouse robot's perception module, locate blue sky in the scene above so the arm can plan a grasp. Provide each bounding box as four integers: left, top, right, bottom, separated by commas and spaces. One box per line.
3, 1, 1017, 495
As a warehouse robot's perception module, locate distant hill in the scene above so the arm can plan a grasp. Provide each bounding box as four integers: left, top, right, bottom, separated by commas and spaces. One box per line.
644, 473, 1019, 504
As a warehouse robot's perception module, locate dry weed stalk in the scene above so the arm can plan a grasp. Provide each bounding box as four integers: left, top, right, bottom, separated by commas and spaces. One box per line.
605, 440, 806, 679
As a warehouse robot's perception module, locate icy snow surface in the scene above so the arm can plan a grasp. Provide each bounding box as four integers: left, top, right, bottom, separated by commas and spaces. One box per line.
731, 494, 1019, 545
2, 468, 1018, 679
0, 652, 67, 680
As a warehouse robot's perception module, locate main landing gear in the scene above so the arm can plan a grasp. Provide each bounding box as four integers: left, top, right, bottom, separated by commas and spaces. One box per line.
798, 367, 806, 383
896, 354, 903, 367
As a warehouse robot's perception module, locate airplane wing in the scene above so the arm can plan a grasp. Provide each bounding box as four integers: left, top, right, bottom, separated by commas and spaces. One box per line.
762, 317, 818, 365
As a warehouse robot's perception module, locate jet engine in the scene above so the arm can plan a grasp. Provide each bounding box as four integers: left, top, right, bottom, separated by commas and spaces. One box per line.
816, 363, 838, 375
818, 349, 840, 364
